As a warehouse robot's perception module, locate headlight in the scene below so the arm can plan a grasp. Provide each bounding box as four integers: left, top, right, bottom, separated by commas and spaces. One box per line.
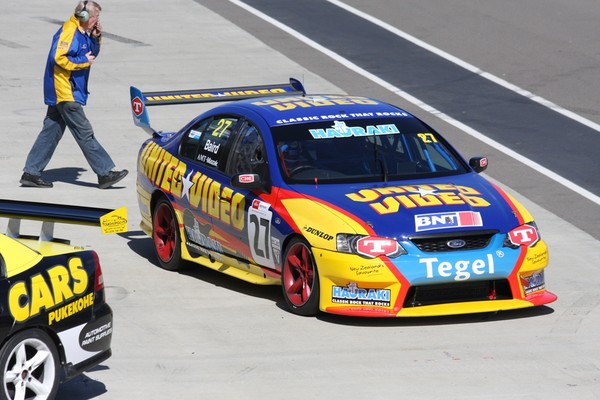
504, 222, 540, 248
336, 234, 407, 258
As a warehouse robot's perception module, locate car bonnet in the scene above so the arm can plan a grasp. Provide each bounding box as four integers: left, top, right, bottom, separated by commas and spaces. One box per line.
280, 173, 527, 241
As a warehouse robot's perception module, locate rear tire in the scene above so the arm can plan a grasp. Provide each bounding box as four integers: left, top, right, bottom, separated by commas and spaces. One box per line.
0, 329, 60, 400
152, 197, 182, 271
281, 238, 320, 316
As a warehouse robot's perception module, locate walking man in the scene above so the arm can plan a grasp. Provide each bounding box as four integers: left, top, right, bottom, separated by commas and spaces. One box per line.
20, 1, 127, 189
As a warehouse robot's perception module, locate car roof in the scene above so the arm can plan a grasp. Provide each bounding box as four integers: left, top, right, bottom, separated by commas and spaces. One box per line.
219, 94, 414, 127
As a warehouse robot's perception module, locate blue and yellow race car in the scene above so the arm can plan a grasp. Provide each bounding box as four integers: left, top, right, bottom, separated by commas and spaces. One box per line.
130, 78, 556, 317
0, 200, 125, 399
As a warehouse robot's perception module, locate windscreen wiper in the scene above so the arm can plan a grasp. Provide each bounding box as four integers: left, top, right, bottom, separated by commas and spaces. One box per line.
372, 139, 388, 181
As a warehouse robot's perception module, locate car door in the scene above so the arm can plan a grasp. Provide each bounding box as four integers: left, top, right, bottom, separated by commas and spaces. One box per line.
177, 115, 245, 261
224, 120, 278, 270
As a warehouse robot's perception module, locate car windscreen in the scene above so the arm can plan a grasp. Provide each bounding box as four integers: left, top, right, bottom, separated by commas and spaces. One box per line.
272, 117, 469, 184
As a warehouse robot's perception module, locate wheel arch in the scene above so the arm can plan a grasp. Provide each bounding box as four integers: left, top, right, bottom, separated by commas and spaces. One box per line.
149, 189, 183, 231
0, 325, 67, 373
279, 233, 307, 267
150, 190, 170, 218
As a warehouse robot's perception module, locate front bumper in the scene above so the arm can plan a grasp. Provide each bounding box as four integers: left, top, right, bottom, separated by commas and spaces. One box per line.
314, 239, 556, 317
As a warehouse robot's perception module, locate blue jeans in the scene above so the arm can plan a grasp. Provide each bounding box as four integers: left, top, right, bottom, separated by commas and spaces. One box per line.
23, 102, 115, 176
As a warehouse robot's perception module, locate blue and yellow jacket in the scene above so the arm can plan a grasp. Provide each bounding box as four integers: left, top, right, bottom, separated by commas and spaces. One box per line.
43, 15, 101, 106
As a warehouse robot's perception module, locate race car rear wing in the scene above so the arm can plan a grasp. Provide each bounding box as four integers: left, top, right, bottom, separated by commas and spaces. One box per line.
0, 199, 127, 243
130, 77, 306, 136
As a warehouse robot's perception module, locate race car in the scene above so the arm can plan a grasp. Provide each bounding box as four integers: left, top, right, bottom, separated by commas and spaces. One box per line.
129, 78, 556, 317
0, 199, 126, 399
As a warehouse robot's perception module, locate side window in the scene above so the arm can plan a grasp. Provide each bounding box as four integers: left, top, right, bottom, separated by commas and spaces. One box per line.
179, 116, 239, 172
179, 119, 210, 160
407, 133, 458, 173
229, 122, 267, 177
197, 116, 239, 171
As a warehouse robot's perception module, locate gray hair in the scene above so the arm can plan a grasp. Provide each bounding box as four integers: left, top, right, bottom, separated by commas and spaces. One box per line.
74, 1, 102, 16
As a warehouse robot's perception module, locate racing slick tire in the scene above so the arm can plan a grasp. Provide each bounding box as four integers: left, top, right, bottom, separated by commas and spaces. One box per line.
0, 329, 60, 400
152, 197, 183, 271
281, 237, 320, 316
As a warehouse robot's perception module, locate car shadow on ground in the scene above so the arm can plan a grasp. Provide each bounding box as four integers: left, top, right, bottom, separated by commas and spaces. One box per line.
119, 231, 555, 327
120, 230, 283, 304
55, 367, 108, 400
120, 230, 158, 265
316, 305, 555, 326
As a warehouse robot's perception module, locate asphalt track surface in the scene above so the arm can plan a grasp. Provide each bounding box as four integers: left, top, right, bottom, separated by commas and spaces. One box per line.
1, 1, 599, 399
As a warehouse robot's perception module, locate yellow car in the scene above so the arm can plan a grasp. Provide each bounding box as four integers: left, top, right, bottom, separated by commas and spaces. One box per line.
0, 199, 125, 400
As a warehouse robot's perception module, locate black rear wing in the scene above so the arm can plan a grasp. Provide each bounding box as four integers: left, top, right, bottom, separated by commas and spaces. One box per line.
0, 199, 127, 242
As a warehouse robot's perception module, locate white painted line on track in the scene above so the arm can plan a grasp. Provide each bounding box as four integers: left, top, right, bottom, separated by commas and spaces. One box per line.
231, 0, 600, 207
329, 0, 600, 135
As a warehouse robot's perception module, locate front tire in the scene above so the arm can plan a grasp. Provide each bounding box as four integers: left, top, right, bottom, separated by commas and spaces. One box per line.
281, 238, 320, 316
0, 329, 60, 400
152, 197, 182, 271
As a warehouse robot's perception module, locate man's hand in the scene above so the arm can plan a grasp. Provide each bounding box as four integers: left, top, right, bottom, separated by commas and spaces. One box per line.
91, 21, 102, 38
86, 51, 96, 64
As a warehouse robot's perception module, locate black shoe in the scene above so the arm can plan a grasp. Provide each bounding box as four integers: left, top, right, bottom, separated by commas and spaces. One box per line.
98, 169, 128, 189
20, 173, 53, 188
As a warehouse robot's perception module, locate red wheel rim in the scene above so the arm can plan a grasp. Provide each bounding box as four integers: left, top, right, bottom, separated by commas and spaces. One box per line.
283, 242, 314, 306
153, 203, 176, 263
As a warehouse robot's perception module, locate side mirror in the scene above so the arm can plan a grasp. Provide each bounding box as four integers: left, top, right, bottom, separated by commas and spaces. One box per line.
469, 157, 488, 173
230, 173, 271, 194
